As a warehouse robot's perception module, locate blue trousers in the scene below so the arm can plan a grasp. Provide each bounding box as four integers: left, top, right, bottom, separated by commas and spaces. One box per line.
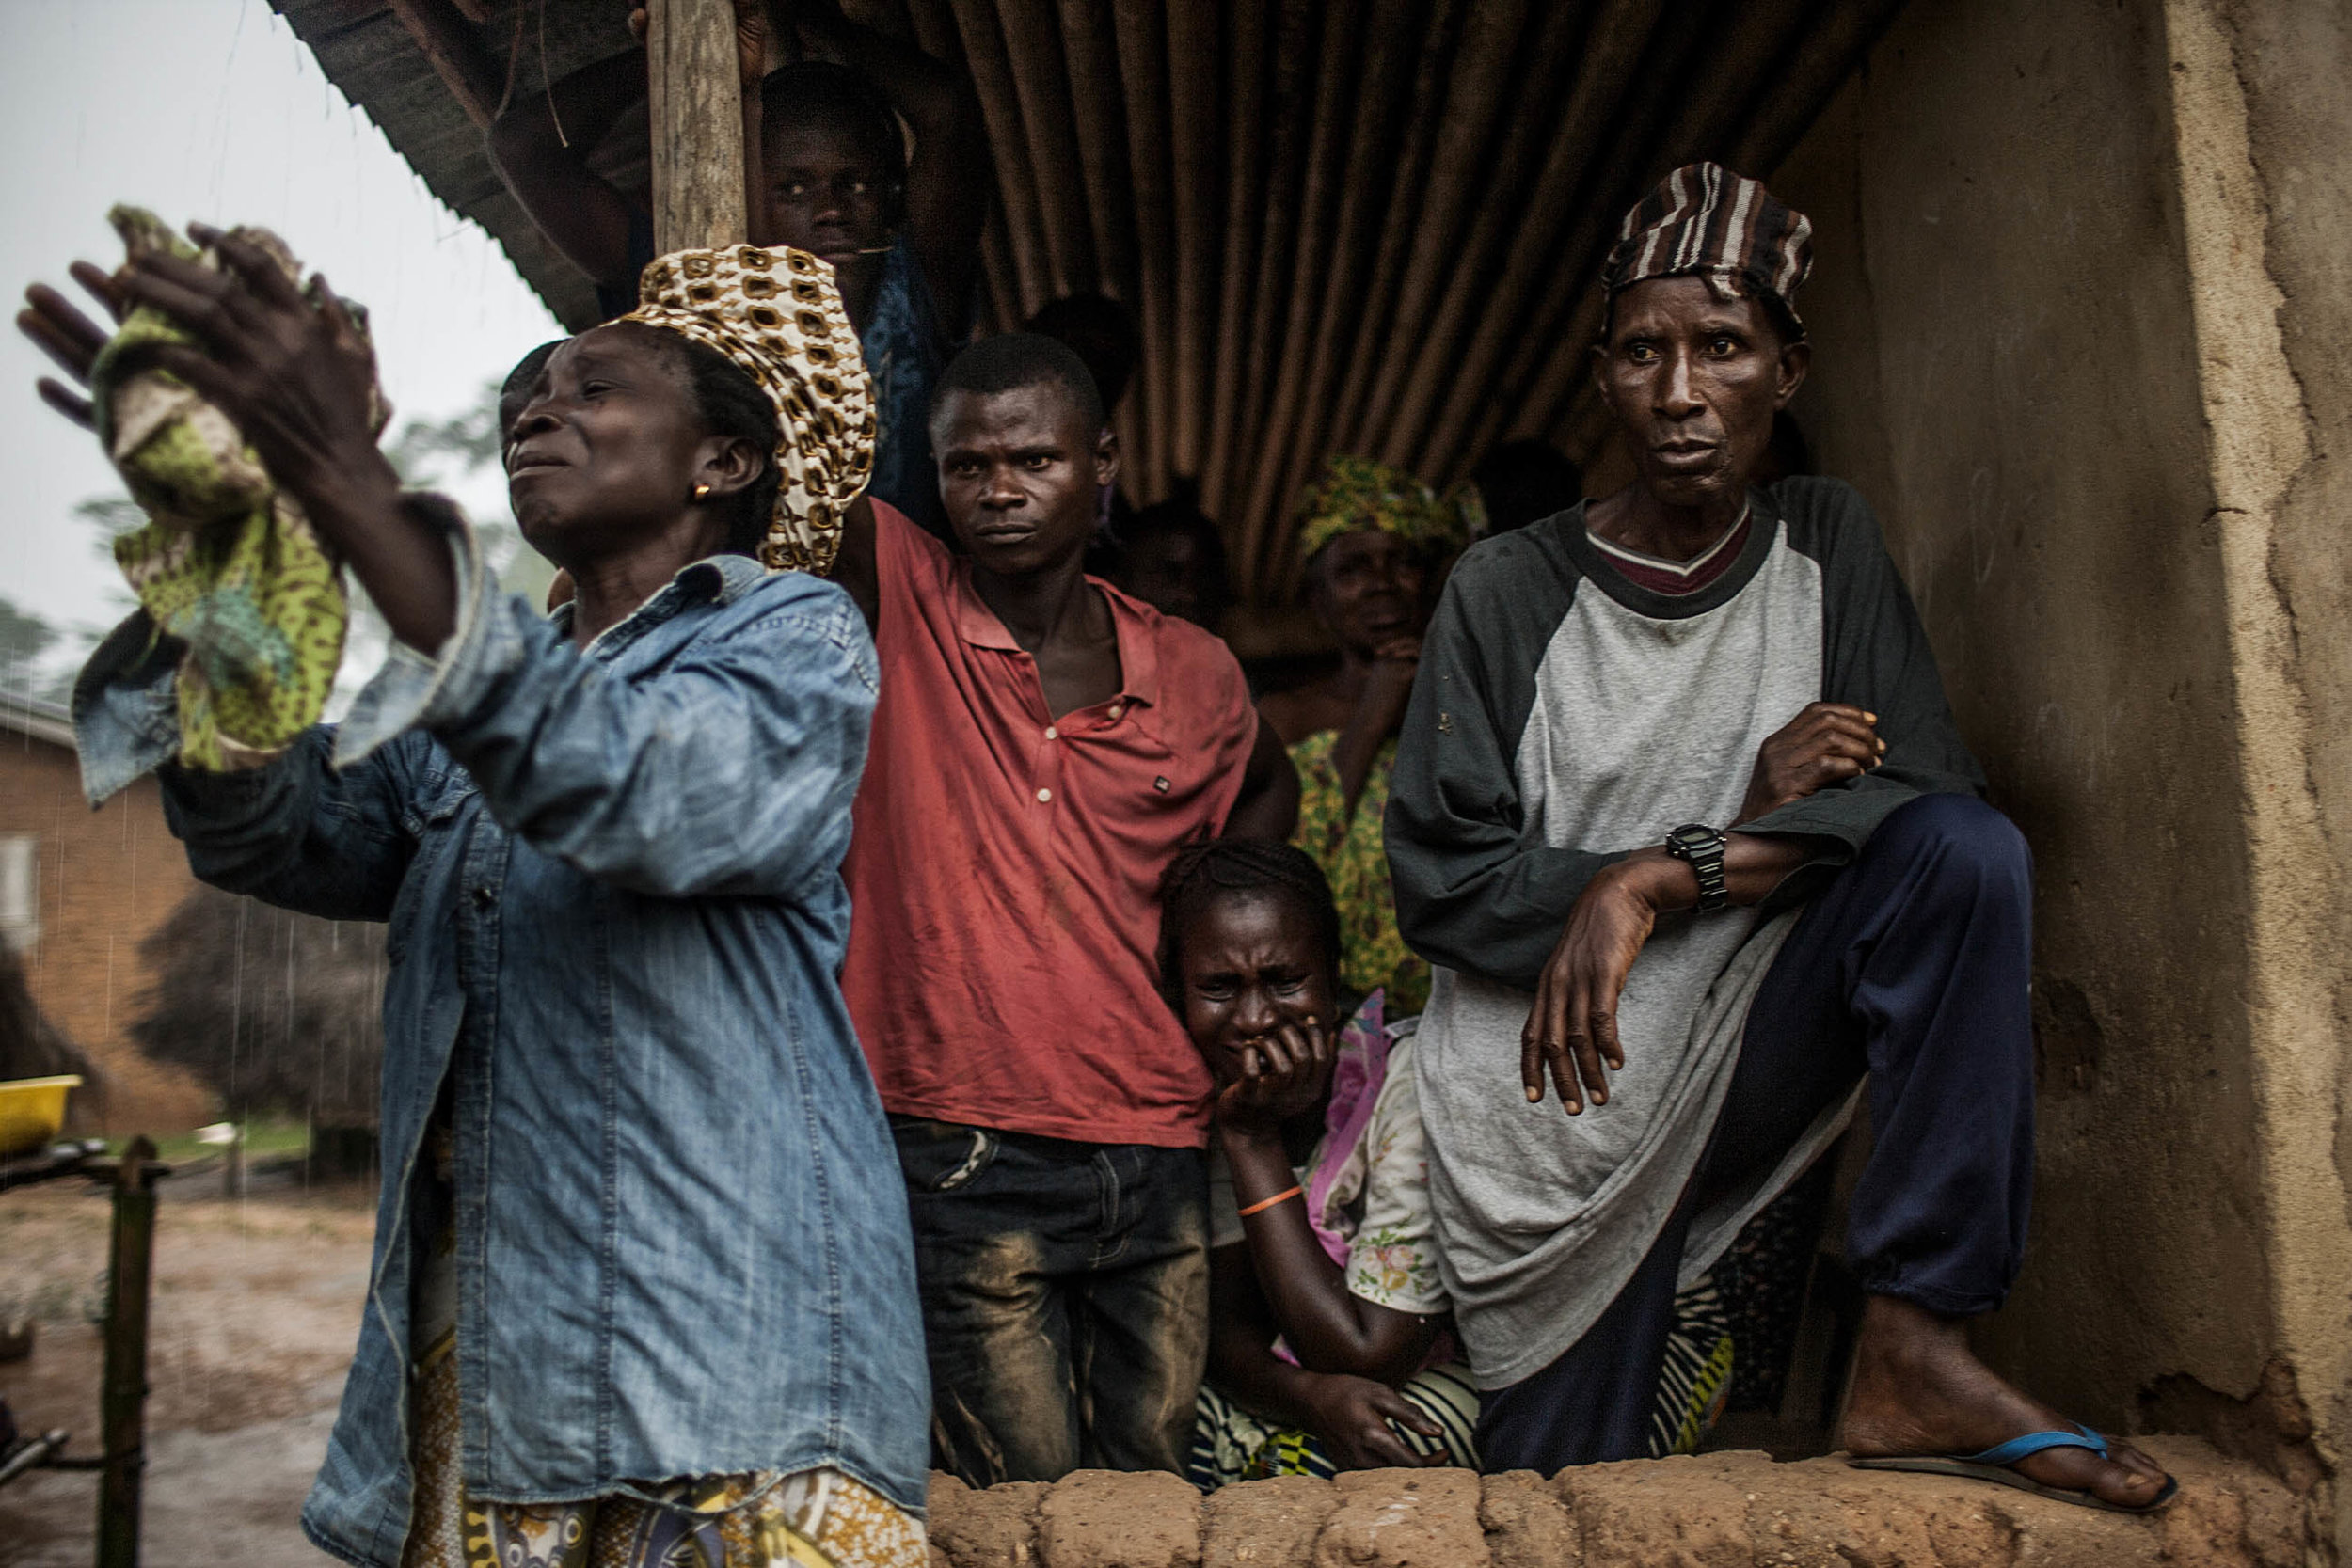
1477, 793, 2036, 1474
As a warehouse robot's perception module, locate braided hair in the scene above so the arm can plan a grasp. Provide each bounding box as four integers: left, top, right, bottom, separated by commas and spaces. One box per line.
1156, 839, 1343, 1012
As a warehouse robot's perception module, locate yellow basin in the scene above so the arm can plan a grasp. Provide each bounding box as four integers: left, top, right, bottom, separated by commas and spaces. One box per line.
0, 1076, 81, 1158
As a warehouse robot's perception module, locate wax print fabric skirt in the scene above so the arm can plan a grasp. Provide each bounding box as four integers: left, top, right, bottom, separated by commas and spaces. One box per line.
1186, 1363, 1481, 1487
399, 1129, 925, 1568
1184, 1277, 1732, 1490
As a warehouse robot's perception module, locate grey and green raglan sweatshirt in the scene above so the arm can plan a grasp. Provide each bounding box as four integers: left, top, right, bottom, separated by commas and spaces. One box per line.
1386, 476, 1985, 1388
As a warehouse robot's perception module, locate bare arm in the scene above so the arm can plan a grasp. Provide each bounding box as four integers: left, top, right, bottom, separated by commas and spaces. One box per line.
486, 50, 651, 293
785, 0, 987, 325
1206, 1244, 1444, 1470
22, 240, 452, 654
1220, 1124, 1435, 1382
831, 494, 881, 631
1326, 640, 1420, 817
1522, 832, 1820, 1115
1227, 714, 1301, 841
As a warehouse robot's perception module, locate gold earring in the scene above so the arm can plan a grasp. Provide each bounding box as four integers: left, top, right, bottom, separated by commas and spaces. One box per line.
692, 483, 711, 500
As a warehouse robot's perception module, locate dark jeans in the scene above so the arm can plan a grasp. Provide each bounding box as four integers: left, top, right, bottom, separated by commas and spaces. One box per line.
891, 1116, 1209, 1486
1478, 793, 2037, 1473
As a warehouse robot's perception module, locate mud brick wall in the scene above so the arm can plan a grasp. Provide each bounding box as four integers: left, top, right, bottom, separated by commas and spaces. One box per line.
0, 731, 208, 1132
924, 1440, 2306, 1567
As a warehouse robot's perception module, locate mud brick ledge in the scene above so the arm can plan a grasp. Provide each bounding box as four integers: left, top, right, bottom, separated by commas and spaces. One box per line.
922, 1439, 2308, 1566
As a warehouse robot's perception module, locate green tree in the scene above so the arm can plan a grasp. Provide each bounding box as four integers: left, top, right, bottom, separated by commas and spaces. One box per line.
0, 597, 59, 699
131, 882, 384, 1126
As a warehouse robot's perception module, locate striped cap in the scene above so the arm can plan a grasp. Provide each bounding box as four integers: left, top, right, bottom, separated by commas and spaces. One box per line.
1602, 162, 1813, 334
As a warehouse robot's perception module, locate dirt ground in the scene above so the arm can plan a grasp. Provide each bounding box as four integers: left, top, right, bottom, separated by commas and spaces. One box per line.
0, 1162, 374, 1567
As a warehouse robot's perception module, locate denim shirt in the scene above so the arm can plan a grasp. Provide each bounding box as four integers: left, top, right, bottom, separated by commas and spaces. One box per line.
74, 503, 930, 1567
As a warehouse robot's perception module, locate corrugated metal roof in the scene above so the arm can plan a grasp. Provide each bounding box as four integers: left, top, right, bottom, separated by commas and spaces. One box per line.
0, 692, 75, 751
273, 0, 1898, 611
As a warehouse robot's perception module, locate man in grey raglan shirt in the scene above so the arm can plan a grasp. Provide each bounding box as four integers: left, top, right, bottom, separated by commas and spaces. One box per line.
1386, 164, 2174, 1514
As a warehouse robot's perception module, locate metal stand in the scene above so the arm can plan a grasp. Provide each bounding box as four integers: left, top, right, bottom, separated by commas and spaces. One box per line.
0, 1137, 165, 1568
96, 1137, 160, 1568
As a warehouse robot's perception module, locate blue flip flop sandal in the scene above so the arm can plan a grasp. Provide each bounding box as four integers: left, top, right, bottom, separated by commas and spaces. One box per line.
1849, 1424, 2179, 1514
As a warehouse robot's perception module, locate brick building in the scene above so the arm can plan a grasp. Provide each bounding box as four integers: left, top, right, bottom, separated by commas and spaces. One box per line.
0, 691, 210, 1133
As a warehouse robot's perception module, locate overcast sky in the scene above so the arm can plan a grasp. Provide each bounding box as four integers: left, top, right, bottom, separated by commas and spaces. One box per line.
0, 0, 562, 670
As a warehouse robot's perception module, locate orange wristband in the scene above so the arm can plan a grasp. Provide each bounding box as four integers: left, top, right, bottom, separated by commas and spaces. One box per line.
1237, 1185, 1303, 1218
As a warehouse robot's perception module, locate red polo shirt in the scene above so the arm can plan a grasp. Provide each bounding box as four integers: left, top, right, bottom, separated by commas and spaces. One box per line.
842, 501, 1258, 1147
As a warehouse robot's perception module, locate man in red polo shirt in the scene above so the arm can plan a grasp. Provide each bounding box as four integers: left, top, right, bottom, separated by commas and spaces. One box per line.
831, 334, 1295, 1485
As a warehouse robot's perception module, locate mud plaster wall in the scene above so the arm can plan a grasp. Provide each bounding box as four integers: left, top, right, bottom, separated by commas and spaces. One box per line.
2216, 0, 2352, 1389
2167, 0, 2352, 1541
1768, 0, 2280, 1465
0, 734, 208, 1133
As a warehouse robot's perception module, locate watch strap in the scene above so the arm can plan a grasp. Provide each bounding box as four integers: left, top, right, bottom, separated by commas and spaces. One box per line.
1665, 823, 1730, 912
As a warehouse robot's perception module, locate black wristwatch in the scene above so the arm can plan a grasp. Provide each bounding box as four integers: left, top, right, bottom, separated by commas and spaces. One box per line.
1664, 823, 1730, 912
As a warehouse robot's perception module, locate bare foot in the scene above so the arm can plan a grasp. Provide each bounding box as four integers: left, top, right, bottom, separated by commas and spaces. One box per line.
1840, 1295, 2171, 1510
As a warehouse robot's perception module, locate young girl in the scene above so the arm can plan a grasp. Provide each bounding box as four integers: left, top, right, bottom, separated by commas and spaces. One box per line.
1157, 840, 1479, 1484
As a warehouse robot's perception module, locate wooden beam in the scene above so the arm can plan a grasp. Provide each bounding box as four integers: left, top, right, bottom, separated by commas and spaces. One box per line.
384, 0, 501, 130
1218, 0, 1322, 592
1200, 0, 1270, 526
1162, 0, 1217, 483
1256, 0, 1441, 596
644, 0, 749, 253
1110, 0, 1174, 496
1353, 0, 1601, 463
1327, 0, 1514, 455
946, 0, 1055, 314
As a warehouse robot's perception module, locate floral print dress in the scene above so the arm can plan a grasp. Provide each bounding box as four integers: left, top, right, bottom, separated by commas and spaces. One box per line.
1290, 732, 1430, 1015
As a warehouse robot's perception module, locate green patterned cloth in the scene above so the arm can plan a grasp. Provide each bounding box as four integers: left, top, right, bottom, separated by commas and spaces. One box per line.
89, 207, 370, 771
1290, 731, 1429, 1014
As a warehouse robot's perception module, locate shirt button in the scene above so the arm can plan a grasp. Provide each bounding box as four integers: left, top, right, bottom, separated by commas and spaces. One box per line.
1036, 787, 1053, 803
472, 885, 497, 907
1044, 726, 1058, 740
1106, 704, 1124, 720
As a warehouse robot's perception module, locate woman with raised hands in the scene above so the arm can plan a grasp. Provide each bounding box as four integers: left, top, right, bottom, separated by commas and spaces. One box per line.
18, 233, 929, 1568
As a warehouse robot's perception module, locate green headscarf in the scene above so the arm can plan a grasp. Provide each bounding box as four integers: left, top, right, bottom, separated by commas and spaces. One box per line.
1294, 455, 1469, 564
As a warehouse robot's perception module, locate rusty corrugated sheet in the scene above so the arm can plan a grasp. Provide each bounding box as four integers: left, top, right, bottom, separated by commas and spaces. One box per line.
272, 0, 1899, 622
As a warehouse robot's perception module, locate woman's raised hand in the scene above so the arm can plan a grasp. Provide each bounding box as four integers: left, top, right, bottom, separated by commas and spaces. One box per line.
17, 262, 128, 430
110, 224, 394, 510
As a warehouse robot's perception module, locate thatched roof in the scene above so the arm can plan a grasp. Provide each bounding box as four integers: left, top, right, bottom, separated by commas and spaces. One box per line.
274, 0, 1898, 615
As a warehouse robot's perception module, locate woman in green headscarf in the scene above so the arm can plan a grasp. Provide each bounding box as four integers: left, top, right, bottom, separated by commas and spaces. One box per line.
1259, 457, 1469, 1016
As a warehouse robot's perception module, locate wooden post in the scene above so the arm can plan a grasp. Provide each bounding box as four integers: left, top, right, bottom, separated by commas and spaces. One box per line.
96, 1136, 160, 1568
644, 0, 751, 254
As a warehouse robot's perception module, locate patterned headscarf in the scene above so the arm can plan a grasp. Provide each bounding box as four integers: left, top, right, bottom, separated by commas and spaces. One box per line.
624, 245, 875, 575
1295, 455, 1468, 564
1601, 162, 1813, 335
